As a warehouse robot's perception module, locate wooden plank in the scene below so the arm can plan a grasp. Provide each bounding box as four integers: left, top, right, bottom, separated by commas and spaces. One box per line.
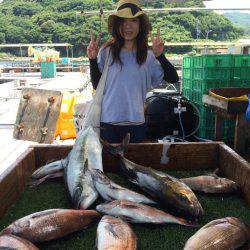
103, 142, 220, 172
215, 114, 223, 140
32, 142, 219, 172
13, 88, 63, 143
219, 144, 250, 206
234, 114, 250, 154
0, 148, 35, 219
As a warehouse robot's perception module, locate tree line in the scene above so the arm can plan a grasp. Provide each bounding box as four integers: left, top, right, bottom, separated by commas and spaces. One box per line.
0, 0, 244, 56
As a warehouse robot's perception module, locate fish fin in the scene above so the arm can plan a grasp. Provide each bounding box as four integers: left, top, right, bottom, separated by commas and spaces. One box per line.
73, 186, 83, 208
101, 133, 130, 156
105, 224, 119, 238
29, 172, 63, 187
31, 209, 58, 219
120, 215, 134, 222
121, 203, 139, 210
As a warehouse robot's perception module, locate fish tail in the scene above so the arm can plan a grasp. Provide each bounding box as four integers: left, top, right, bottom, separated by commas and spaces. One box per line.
102, 133, 130, 156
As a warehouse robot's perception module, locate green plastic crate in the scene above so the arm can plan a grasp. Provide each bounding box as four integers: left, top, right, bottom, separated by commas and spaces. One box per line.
182, 79, 193, 89
233, 55, 250, 67
230, 79, 250, 87
193, 67, 231, 80
41, 62, 57, 78
192, 79, 229, 94
193, 54, 233, 68
182, 56, 194, 68
182, 68, 193, 79
231, 67, 250, 80
182, 88, 193, 100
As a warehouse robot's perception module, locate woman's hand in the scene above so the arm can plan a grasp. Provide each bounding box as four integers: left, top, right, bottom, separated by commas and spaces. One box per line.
150, 28, 165, 58
87, 32, 101, 59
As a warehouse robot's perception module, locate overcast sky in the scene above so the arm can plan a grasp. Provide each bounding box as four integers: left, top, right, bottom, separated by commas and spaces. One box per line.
204, 0, 250, 9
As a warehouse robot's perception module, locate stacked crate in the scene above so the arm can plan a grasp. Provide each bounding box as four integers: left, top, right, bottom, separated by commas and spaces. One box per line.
182, 54, 250, 140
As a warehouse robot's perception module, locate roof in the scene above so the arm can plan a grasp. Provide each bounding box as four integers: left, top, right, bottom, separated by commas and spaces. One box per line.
0, 43, 73, 48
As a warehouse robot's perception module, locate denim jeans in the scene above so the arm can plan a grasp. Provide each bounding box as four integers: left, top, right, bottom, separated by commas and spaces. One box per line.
100, 122, 146, 143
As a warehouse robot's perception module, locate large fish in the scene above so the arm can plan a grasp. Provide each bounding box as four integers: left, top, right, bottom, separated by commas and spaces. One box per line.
180, 175, 239, 194
0, 209, 100, 243
96, 215, 137, 250
103, 136, 203, 219
90, 169, 156, 205
96, 200, 195, 226
65, 126, 103, 209
184, 217, 250, 250
0, 234, 39, 250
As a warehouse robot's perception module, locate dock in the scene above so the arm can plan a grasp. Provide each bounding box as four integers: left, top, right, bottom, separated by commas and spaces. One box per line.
0, 71, 93, 175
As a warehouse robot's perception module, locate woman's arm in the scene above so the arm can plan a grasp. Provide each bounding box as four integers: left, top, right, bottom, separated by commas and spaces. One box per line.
89, 58, 102, 90
156, 54, 179, 83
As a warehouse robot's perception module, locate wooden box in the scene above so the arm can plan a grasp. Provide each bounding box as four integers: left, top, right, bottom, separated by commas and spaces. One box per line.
0, 142, 249, 220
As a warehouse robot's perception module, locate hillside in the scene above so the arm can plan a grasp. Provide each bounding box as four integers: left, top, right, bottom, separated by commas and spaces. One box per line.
223, 12, 250, 35
0, 0, 244, 56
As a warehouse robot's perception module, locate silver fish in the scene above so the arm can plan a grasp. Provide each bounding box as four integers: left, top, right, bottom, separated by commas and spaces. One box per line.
96, 215, 137, 250
184, 217, 250, 250
102, 136, 203, 219
96, 200, 195, 226
65, 126, 103, 209
0, 234, 39, 250
181, 175, 239, 194
0, 209, 100, 243
90, 169, 156, 205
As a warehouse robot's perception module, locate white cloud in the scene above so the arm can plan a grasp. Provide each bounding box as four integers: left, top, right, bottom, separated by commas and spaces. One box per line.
204, 0, 250, 9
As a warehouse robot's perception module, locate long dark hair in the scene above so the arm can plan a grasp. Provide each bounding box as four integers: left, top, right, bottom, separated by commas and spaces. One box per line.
105, 14, 151, 66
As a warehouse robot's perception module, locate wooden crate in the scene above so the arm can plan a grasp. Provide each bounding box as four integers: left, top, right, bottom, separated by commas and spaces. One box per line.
0, 142, 249, 220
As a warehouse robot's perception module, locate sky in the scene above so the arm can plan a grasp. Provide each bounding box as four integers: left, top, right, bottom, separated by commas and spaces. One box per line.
203, 0, 250, 13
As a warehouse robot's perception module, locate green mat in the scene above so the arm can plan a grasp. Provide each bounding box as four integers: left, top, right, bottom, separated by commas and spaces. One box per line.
0, 170, 249, 250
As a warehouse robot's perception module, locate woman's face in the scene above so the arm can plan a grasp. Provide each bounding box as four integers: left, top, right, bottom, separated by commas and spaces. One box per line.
119, 17, 140, 42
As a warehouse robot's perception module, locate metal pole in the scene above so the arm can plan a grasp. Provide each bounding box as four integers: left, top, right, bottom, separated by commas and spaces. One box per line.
76, 7, 250, 16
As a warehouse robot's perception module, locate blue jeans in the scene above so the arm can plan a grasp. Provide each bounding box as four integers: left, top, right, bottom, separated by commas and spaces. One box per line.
100, 122, 146, 143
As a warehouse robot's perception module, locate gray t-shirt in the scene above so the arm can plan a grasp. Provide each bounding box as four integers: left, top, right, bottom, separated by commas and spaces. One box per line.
98, 47, 164, 124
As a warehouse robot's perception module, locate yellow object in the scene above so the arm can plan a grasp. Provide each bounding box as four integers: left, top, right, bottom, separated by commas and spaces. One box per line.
210, 92, 248, 102
54, 92, 85, 140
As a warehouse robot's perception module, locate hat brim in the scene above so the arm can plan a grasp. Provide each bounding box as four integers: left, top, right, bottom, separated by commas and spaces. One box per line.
108, 11, 146, 34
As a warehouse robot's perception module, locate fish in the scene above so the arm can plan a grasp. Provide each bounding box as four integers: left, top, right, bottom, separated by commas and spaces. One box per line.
102, 135, 203, 219
96, 215, 137, 250
96, 200, 195, 226
180, 175, 239, 194
90, 169, 156, 205
0, 209, 100, 243
65, 126, 103, 209
0, 234, 39, 250
184, 217, 250, 250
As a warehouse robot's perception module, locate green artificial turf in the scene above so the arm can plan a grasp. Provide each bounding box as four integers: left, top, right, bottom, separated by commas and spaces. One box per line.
0, 170, 249, 250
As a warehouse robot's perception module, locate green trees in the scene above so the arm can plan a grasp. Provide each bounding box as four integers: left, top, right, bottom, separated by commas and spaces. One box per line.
0, 0, 244, 56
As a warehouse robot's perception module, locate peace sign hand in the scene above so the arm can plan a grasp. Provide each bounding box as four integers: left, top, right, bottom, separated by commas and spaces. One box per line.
150, 28, 165, 58
87, 32, 101, 59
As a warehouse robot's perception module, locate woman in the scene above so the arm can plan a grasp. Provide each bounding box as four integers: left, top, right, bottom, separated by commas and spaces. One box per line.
87, 0, 179, 143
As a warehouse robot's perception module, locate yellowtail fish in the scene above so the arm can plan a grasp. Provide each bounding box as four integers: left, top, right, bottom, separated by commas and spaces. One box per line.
97, 200, 196, 226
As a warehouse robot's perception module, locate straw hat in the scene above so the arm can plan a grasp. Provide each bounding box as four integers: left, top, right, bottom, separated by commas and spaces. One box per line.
108, 0, 146, 33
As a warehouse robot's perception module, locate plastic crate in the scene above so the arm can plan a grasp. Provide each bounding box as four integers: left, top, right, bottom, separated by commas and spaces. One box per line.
230, 79, 250, 87
192, 79, 229, 94
182, 79, 193, 89
193, 55, 233, 68
41, 62, 56, 78
231, 67, 250, 80
182, 88, 192, 100
233, 55, 250, 67
182, 68, 193, 79
182, 56, 194, 68
193, 67, 231, 80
